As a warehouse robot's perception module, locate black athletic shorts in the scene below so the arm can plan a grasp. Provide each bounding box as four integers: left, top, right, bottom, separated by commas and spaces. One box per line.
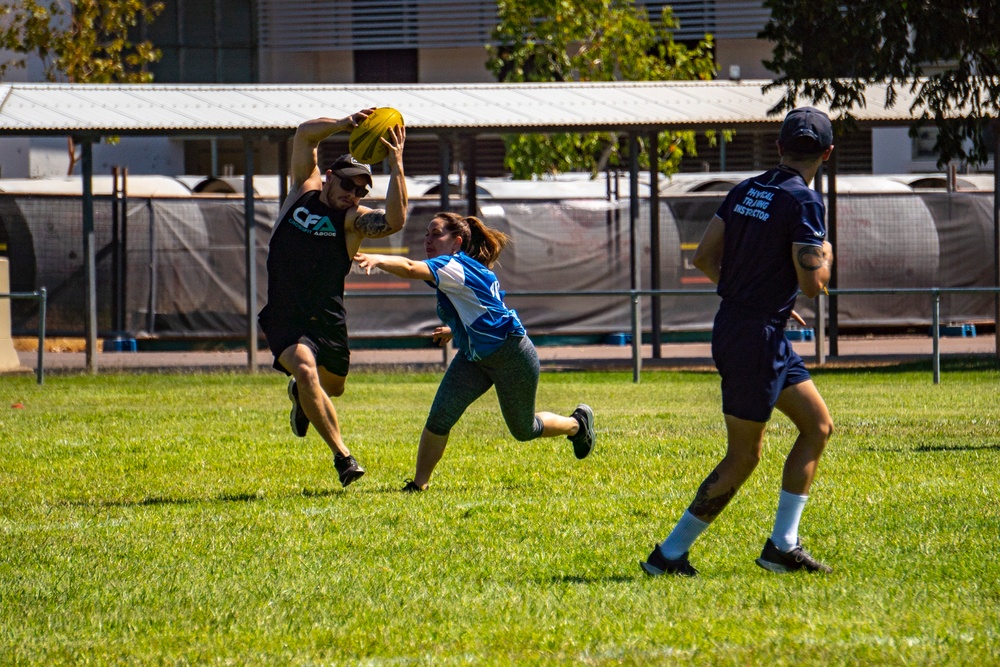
259, 316, 351, 378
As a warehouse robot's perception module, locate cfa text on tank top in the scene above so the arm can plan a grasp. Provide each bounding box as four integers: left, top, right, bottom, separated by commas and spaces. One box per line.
264, 190, 351, 326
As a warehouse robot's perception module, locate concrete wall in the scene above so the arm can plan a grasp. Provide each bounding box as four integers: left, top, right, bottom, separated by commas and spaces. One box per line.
260, 51, 354, 84
419, 48, 494, 83
714, 38, 776, 80
0, 259, 23, 370
871, 126, 995, 175
0, 137, 186, 179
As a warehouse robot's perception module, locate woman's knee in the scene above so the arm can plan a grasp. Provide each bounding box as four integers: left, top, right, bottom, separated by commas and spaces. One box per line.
424, 421, 451, 438
424, 410, 455, 437
510, 428, 535, 442
508, 415, 543, 442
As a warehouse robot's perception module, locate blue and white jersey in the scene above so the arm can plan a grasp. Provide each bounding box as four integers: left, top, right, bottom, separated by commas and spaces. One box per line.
423, 251, 525, 361
715, 166, 827, 320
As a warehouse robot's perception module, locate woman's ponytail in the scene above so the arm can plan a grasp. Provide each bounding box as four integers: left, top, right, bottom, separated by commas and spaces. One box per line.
435, 212, 510, 268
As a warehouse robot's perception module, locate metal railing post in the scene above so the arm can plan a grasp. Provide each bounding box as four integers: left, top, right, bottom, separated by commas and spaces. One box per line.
37, 287, 46, 385
932, 290, 941, 384
630, 291, 642, 383
816, 293, 826, 366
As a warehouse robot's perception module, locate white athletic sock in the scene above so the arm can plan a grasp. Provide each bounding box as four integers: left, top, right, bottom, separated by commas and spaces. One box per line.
770, 489, 809, 552
659, 510, 710, 560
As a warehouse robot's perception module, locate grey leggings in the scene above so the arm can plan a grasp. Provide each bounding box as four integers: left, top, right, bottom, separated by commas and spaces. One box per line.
424, 334, 544, 441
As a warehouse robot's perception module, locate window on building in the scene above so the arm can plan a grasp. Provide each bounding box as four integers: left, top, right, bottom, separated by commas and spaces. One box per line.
354, 49, 419, 83
139, 0, 258, 84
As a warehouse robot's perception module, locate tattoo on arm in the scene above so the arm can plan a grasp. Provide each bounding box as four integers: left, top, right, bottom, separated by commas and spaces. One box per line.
797, 245, 825, 271
688, 470, 736, 521
354, 210, 393, 238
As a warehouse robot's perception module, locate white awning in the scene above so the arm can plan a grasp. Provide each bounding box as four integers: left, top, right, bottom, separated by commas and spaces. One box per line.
0, 80, 941, 138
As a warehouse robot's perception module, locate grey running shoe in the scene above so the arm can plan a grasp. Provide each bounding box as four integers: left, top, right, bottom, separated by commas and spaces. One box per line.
334, 453, 365, 487
402, 479, 426, 492
640, 544, 698, 577
287, 379, 309, 438
568, 404, 595, 459
755, 538, 832, 574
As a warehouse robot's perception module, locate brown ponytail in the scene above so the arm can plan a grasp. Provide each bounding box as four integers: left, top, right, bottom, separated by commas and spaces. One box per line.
434, 212, 510, 268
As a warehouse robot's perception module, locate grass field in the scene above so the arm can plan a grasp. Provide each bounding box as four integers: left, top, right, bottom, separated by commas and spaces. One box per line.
2, 360, 998, 665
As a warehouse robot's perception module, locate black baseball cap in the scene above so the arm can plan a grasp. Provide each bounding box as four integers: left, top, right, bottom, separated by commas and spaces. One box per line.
779, 107, 833, 154
327, 154, 373, 186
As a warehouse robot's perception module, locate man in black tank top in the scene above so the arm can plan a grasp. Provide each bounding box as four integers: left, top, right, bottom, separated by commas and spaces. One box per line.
258, 109, 408, 487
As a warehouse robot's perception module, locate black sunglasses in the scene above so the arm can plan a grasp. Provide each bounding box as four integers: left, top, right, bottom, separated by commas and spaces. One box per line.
338, 177, 369, 198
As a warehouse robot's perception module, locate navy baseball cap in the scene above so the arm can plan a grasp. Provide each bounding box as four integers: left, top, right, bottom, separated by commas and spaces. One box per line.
779, 107, 833, 154
327, 154, 373, 185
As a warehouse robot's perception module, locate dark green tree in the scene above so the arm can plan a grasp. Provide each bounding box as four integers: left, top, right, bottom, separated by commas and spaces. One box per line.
486, 0, 716, 178
762, 0, 1000, 166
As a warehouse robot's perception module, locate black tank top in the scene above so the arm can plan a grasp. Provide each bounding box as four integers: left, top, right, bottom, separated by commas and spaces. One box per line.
261, 190, 351, 327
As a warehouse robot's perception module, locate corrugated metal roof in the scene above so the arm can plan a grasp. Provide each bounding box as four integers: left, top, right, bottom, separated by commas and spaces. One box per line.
0, 80, 939, 137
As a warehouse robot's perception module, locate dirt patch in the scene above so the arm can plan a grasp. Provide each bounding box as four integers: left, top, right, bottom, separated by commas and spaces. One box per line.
14, 337, 88, 353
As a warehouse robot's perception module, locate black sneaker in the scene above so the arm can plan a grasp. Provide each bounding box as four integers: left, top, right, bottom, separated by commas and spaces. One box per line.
568, 404, 595, 459
402, 479, 426, 492
755, 538, 832, 574
287, 379, 309, 438
639, 544, 698, 577
333, 453, 365, 487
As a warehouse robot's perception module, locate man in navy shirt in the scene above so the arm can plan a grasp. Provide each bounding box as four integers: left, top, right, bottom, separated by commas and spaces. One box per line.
641, 107, 836, 576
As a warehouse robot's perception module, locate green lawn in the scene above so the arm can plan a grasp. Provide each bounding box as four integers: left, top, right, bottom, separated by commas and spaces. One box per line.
1, 361, 998, 665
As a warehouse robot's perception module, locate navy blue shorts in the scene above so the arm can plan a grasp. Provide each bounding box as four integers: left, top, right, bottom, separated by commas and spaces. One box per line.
711, 306, 811, 422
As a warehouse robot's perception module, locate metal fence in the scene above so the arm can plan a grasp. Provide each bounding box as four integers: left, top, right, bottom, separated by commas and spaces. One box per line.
346, 286, 998, 384
4, 189, 997, 339
503, 287, 998, 384
1, 288, 45, 384
9, 286, 998, 385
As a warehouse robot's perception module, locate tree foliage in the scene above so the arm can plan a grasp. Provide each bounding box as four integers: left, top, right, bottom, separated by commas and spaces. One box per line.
486, 0, 715, 179
0, 0, 163, 173
0, 0, 163, 83
762, 0, 1000, 166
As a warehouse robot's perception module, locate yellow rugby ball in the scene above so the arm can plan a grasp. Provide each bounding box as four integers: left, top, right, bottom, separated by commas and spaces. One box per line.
349, 107, 404, 165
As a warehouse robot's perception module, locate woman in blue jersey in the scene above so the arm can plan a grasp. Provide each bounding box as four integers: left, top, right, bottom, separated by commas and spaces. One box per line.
355, 212, 595, 490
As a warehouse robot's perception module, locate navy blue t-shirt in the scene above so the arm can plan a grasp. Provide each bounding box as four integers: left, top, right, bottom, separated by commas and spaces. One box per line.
714, 166, 826, 319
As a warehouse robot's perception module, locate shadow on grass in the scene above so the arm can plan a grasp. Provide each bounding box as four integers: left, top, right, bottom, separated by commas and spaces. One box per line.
914, 443, 1000, 453
661, 355, 999, 378
808, 355, 999, 376
62, 487, 344, 507
543, 573, 636, 585
863, 443, 1000, 453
